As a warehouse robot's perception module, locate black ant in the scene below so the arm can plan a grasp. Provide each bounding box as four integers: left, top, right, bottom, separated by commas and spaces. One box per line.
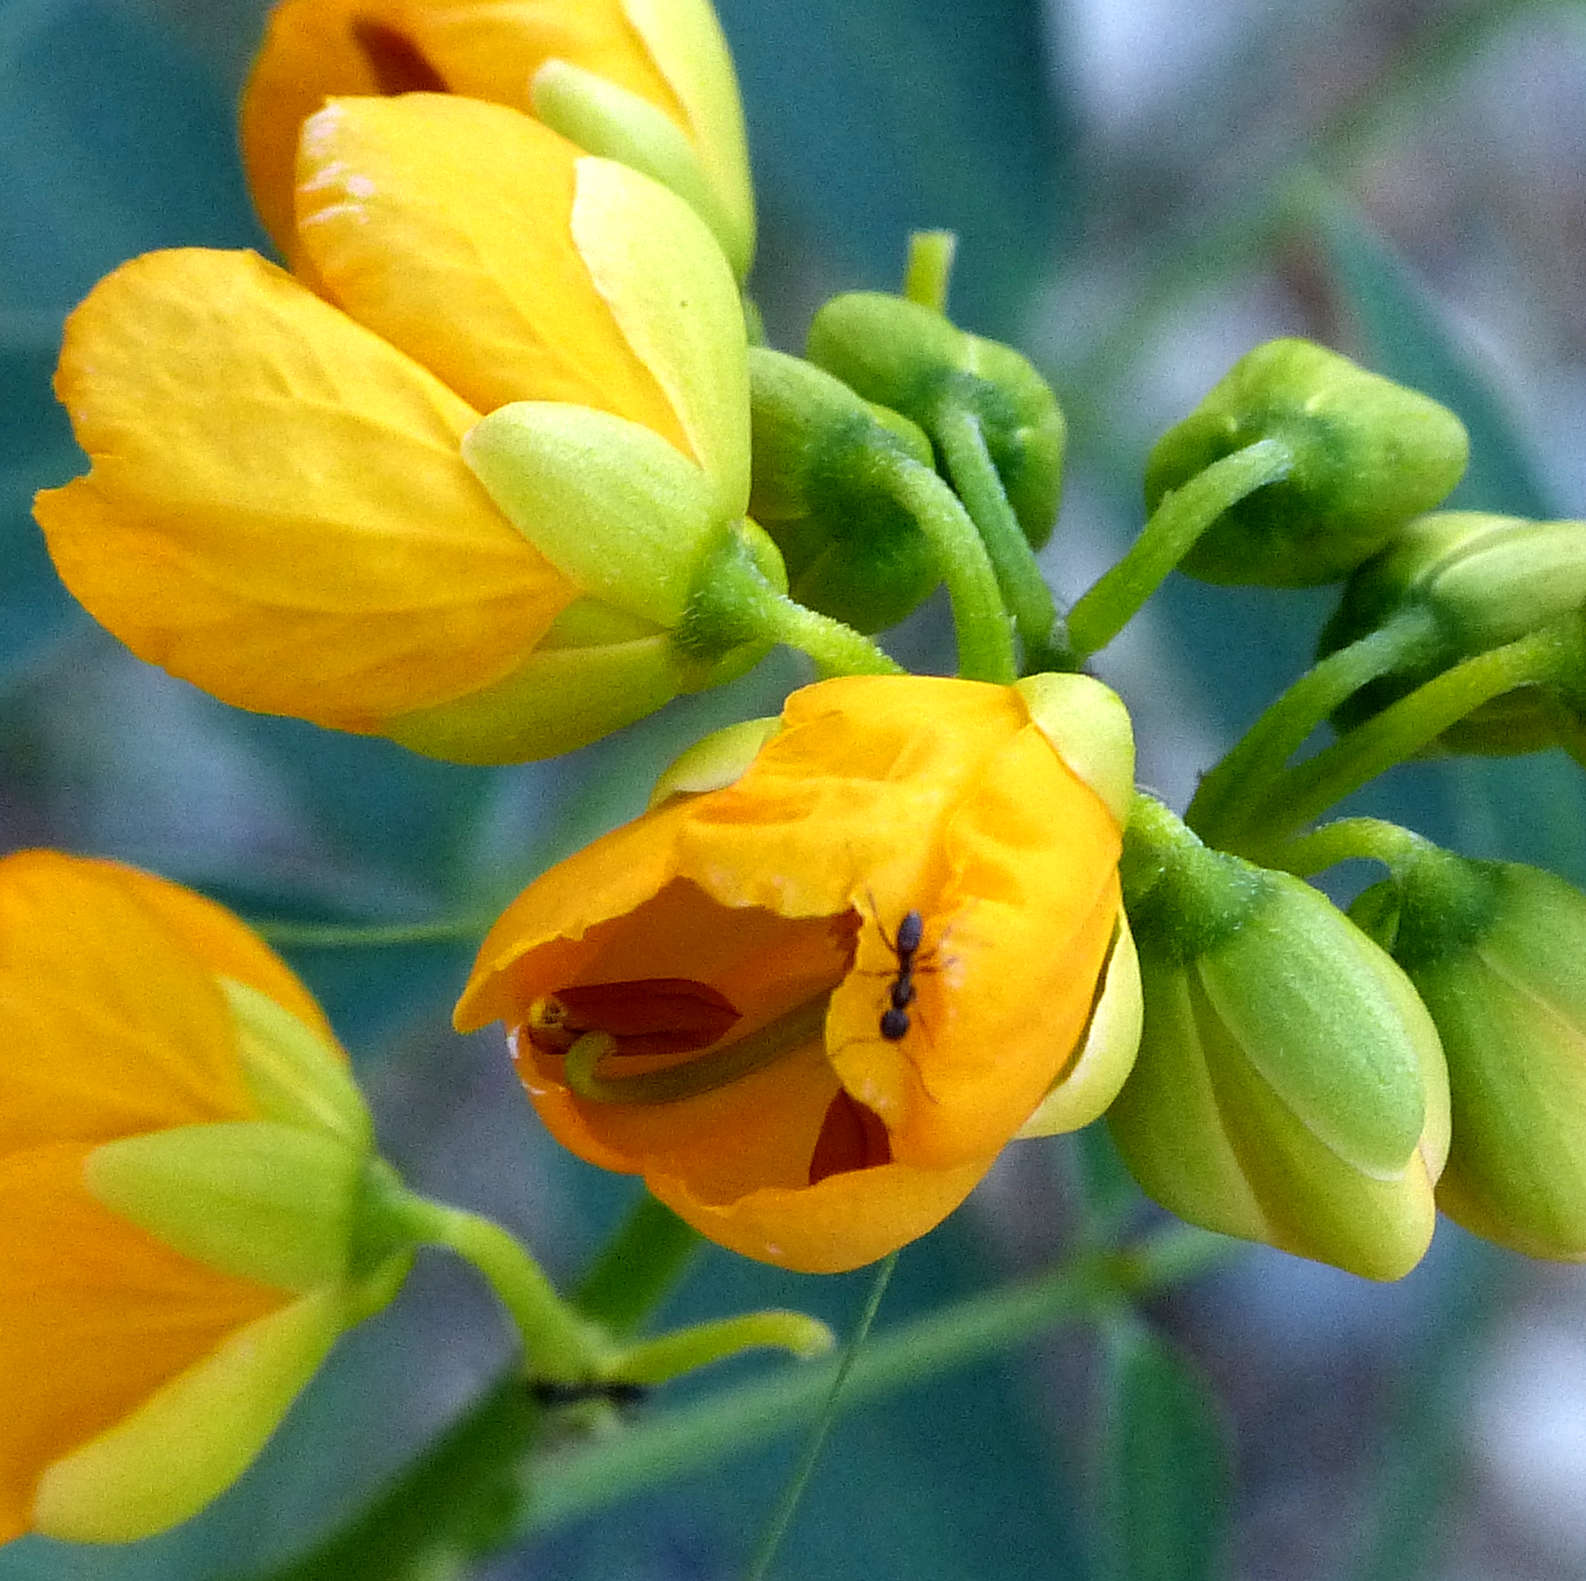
876, 907, 925, 1042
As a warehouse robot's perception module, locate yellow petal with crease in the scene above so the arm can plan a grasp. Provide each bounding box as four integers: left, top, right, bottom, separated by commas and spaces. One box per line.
295, 95, 690, 454
36, 248, 572, 727
0, 1145, 287, 1543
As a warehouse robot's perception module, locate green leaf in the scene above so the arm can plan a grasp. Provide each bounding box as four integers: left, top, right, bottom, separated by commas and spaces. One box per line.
1097, 1316, 1231, 1581
1304, 184, 1557, 519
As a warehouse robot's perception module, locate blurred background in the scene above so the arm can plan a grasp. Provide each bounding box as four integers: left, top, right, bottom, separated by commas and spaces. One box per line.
3, 0, 1586, 1575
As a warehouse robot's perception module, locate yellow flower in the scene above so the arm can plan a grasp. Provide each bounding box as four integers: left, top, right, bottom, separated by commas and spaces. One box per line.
0, 851, 406, 1544
242, 0, 755, 276
35, 93, 760, 763
455, 675, 1139, 1273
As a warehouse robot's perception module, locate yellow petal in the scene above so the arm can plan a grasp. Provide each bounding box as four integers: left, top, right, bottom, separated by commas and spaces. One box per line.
571, 153, 750, 508
240, 0, 689, 265
295, 95, 692, 454
0, 1145, 287, 1542
36, 248, 571, 728
32, 1287, 343, 1543
0, 853, 256, 1155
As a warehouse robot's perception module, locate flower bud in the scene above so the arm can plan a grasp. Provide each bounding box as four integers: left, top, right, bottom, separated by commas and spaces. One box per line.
1106, 801, 1450, 1280
1320, 512, 1586, 751
1355, 849, 1586, 1260
0, 853, 413, 1544
1144, 339, 1468, 587
746, 348, 939, 631
805, 292, 1066, 549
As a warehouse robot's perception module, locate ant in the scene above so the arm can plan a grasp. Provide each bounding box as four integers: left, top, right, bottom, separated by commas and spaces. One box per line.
876, 907, 925, 1042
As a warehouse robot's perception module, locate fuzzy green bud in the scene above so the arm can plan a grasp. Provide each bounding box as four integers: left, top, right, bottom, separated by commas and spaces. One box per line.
1320, 512, 1586, 751
1107, 799, 1450, 1280
1355, 849, 1586, 1260
805, 292, 1066, 548
746, 348, 940, 631
1144, 339, 1469, 587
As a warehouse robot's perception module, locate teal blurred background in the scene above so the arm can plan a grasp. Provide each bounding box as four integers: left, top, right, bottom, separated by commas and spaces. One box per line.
4, 0, 1586, 1576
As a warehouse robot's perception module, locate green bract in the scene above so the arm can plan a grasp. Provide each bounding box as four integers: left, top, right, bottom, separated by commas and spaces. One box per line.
1145, 339, 1468, 587
1108, 800, 1450, 1280
805, 291, 1067, 549
1358, 850, 1586, 1261
747, 348, 940, 631
1320, 511, 1586, 751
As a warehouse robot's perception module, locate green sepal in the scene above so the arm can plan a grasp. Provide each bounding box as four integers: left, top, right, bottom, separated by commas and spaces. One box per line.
1015, 671, 1135, 824
533, 59, 748, 278
1371, 851, 1586, 1260
1017, 909, 1142, 1137
463, 402, 725, 627
85, 1121, 372, 1294
1109, 799, 1450, 1280
1320, 512, 1586, 750
747, 347, 939, 631
1145, 338, 1469, 586
805, 291, 1067, 548
648, 715, 782, 808
222, 978, 371, 1149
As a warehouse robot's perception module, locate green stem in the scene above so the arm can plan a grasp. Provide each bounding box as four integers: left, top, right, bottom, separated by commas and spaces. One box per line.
1267, 816, 1433, 879
685, 536, 905, 676
745, 1253, 897, 1581
1184, 608, 1440, 847
248, 915, 495, 950
758, 594, 906, 676
609, 1311, 835, 1388
574, 1193, 700, 1336
1065, 439, 1296, 661
902, 230, 958, 312
240, 1224, 1232, 1581
524, 1224, 1231, 1535
383, 1191, 600, 1384
933, 401, 1065, 668
873, 451, 1017, 681
1237, 618, 1585, 857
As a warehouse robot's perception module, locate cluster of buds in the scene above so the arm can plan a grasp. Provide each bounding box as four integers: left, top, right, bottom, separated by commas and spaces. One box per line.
12, 0, 1586, 1556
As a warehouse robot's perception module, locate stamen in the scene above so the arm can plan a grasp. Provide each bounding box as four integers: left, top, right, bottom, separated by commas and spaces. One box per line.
561, 998, 830, 1105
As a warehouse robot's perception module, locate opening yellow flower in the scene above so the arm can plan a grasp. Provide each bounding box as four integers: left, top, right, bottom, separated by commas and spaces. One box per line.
34, 93, 758, 763
0, 851, 406, 1544
455, 675, 1138, 1273
242, 0, 756, 276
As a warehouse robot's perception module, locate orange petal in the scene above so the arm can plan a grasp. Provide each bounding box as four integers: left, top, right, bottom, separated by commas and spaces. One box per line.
648, 1145, 996, 1274
240, 0, 684, 263
35, 248, 572, 728
0, 1145, 286, 1540
826, 724, 1123, 1167
0, 854, 259, 1156
295, 94, 689, 451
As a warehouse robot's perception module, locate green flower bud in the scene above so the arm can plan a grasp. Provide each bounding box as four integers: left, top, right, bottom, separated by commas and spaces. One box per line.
1107, 800, 1450, 1280
747, 347, 939, 631
1320, 512, 1586, 751
805, 292, 1066, 549
1356, 849, 1586, 1260
1144, 339, 1469, 587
